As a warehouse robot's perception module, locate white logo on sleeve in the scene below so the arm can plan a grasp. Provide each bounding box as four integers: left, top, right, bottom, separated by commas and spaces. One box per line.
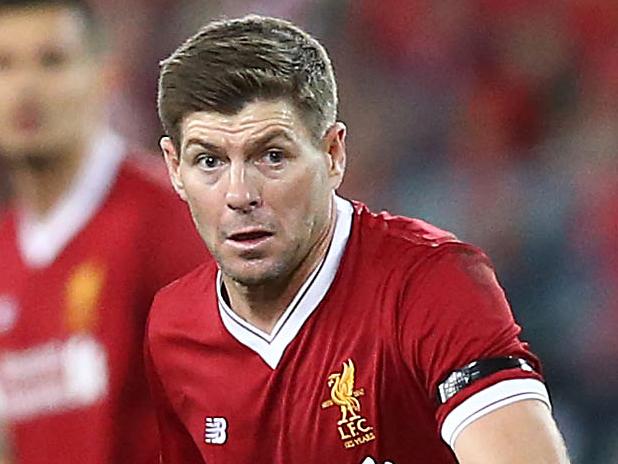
204, 417, 227, 444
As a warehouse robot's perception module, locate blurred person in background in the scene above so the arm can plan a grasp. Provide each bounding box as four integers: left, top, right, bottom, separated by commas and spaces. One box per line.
0, 0, 205, 462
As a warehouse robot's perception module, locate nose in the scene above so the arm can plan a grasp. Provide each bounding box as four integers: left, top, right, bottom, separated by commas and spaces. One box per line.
225, 162, 261, 213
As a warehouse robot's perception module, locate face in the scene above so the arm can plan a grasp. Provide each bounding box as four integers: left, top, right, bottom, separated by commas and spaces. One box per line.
162, 100, 346, 286
0, 6, 104, 159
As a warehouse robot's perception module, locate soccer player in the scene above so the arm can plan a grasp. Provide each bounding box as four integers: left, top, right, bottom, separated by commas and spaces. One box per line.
0, 1, 206, 462
146, 15, 571, 464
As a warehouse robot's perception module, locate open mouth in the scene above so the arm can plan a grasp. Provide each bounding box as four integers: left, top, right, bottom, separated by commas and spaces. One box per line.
227, 230, 274, 243
14, 107, 43, 132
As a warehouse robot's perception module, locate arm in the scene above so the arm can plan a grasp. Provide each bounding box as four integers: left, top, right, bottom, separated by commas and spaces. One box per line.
454, 399, 570, 464
398, 244, 569, 459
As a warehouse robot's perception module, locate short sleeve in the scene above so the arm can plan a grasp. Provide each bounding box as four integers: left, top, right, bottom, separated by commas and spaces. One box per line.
398, 244, 550, 448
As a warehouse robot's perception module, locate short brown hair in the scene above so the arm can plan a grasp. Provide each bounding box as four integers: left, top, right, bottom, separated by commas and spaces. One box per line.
158, 15, 338, 147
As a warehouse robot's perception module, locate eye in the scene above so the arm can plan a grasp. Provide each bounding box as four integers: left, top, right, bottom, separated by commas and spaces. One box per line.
40, 49, 67, 69
196, 154, 223, 170
262, 149, 284, 165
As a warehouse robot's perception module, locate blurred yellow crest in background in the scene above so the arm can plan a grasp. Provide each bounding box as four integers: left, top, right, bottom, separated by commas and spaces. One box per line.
65, 261, 106, 333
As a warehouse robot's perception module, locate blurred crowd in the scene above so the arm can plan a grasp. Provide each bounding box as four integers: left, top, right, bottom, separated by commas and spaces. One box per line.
0, 1, 616, 462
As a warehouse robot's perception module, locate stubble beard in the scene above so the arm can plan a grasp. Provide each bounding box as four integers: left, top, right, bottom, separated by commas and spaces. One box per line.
216, 242, 304, 289
219, 212, 328, 289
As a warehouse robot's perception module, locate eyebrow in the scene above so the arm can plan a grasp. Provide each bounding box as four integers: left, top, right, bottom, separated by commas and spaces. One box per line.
183, 128, 296, 155
183, 139, 222, 154
246, 129, 296, 153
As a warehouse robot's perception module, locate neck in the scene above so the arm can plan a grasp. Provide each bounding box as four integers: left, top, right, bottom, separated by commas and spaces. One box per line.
9, 143, 86, 218
223, 198, 337, 334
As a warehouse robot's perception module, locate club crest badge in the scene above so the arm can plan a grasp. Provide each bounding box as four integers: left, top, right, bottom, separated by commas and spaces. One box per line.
65, 261, 105, 333
321, 359, 376, 449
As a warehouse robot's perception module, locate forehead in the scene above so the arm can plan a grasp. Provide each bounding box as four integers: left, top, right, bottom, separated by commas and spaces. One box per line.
0, 6, 87, 54
181, 100, 312, 148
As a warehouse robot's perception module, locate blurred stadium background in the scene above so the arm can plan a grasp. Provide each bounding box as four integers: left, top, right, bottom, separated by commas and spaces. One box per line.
0, 1, 616, 462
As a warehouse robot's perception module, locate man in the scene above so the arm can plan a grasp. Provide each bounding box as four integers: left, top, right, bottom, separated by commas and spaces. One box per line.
0, 1, 205, 462
146, 14, 570, 464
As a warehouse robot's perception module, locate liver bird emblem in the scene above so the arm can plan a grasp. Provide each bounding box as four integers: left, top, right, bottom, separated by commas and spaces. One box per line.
328, 359, 361, 424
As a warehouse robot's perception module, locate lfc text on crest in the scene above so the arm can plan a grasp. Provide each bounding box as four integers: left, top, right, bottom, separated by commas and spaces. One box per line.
321, 359, 376, 449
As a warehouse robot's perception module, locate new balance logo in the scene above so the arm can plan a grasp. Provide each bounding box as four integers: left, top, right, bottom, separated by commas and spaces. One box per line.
361, 457, 394, 464
204, 417, 227, 444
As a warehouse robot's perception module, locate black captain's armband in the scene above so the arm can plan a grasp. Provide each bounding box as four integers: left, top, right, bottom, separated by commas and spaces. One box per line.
437, 356, 535, 404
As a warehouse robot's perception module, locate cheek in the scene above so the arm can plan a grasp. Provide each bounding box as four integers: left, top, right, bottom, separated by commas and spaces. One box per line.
182, 176, 221, 239
0, 76, 26, 120
0, 93, 10, 134
269, 168, 329, 232
46, 69, 96, 115
0, 81, 10, 111
187, 198, 218, 248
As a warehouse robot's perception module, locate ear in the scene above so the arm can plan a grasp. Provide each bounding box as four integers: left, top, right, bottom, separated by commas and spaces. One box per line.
323, 122, 347, 190
160, 136, 188, 201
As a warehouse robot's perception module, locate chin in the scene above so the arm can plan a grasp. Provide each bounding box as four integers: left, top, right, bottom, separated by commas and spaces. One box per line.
222, 259, 290, 287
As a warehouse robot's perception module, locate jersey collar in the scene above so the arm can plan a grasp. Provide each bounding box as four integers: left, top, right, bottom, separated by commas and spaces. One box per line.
17, 130, 126, 268
216, 195, 354, 369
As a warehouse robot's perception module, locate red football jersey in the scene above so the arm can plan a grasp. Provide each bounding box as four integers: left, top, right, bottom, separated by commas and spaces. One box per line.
145, 196, 550, 464
0, 132, 206, 463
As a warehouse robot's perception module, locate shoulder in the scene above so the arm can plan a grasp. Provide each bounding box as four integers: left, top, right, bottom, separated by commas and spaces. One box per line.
148, 260, 217, 330
347, 200, 502, 321
353, 200, 458, 246
113, 151, 177, 203
350, 200, 484, 278
109, 152, 195, 234
405, 241, 496, 290
155, 260, 216, 302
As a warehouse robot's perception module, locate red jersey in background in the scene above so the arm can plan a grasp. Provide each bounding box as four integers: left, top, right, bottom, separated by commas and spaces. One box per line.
0, 131, 207, 463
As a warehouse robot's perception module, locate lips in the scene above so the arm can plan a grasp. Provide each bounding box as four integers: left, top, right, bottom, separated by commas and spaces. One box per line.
14, 104, 43, 132
227, 229, 274, 242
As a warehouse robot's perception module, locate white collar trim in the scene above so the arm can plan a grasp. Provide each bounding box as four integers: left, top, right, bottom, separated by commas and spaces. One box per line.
17, 131, 126, 268
217, 195, 354, 369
